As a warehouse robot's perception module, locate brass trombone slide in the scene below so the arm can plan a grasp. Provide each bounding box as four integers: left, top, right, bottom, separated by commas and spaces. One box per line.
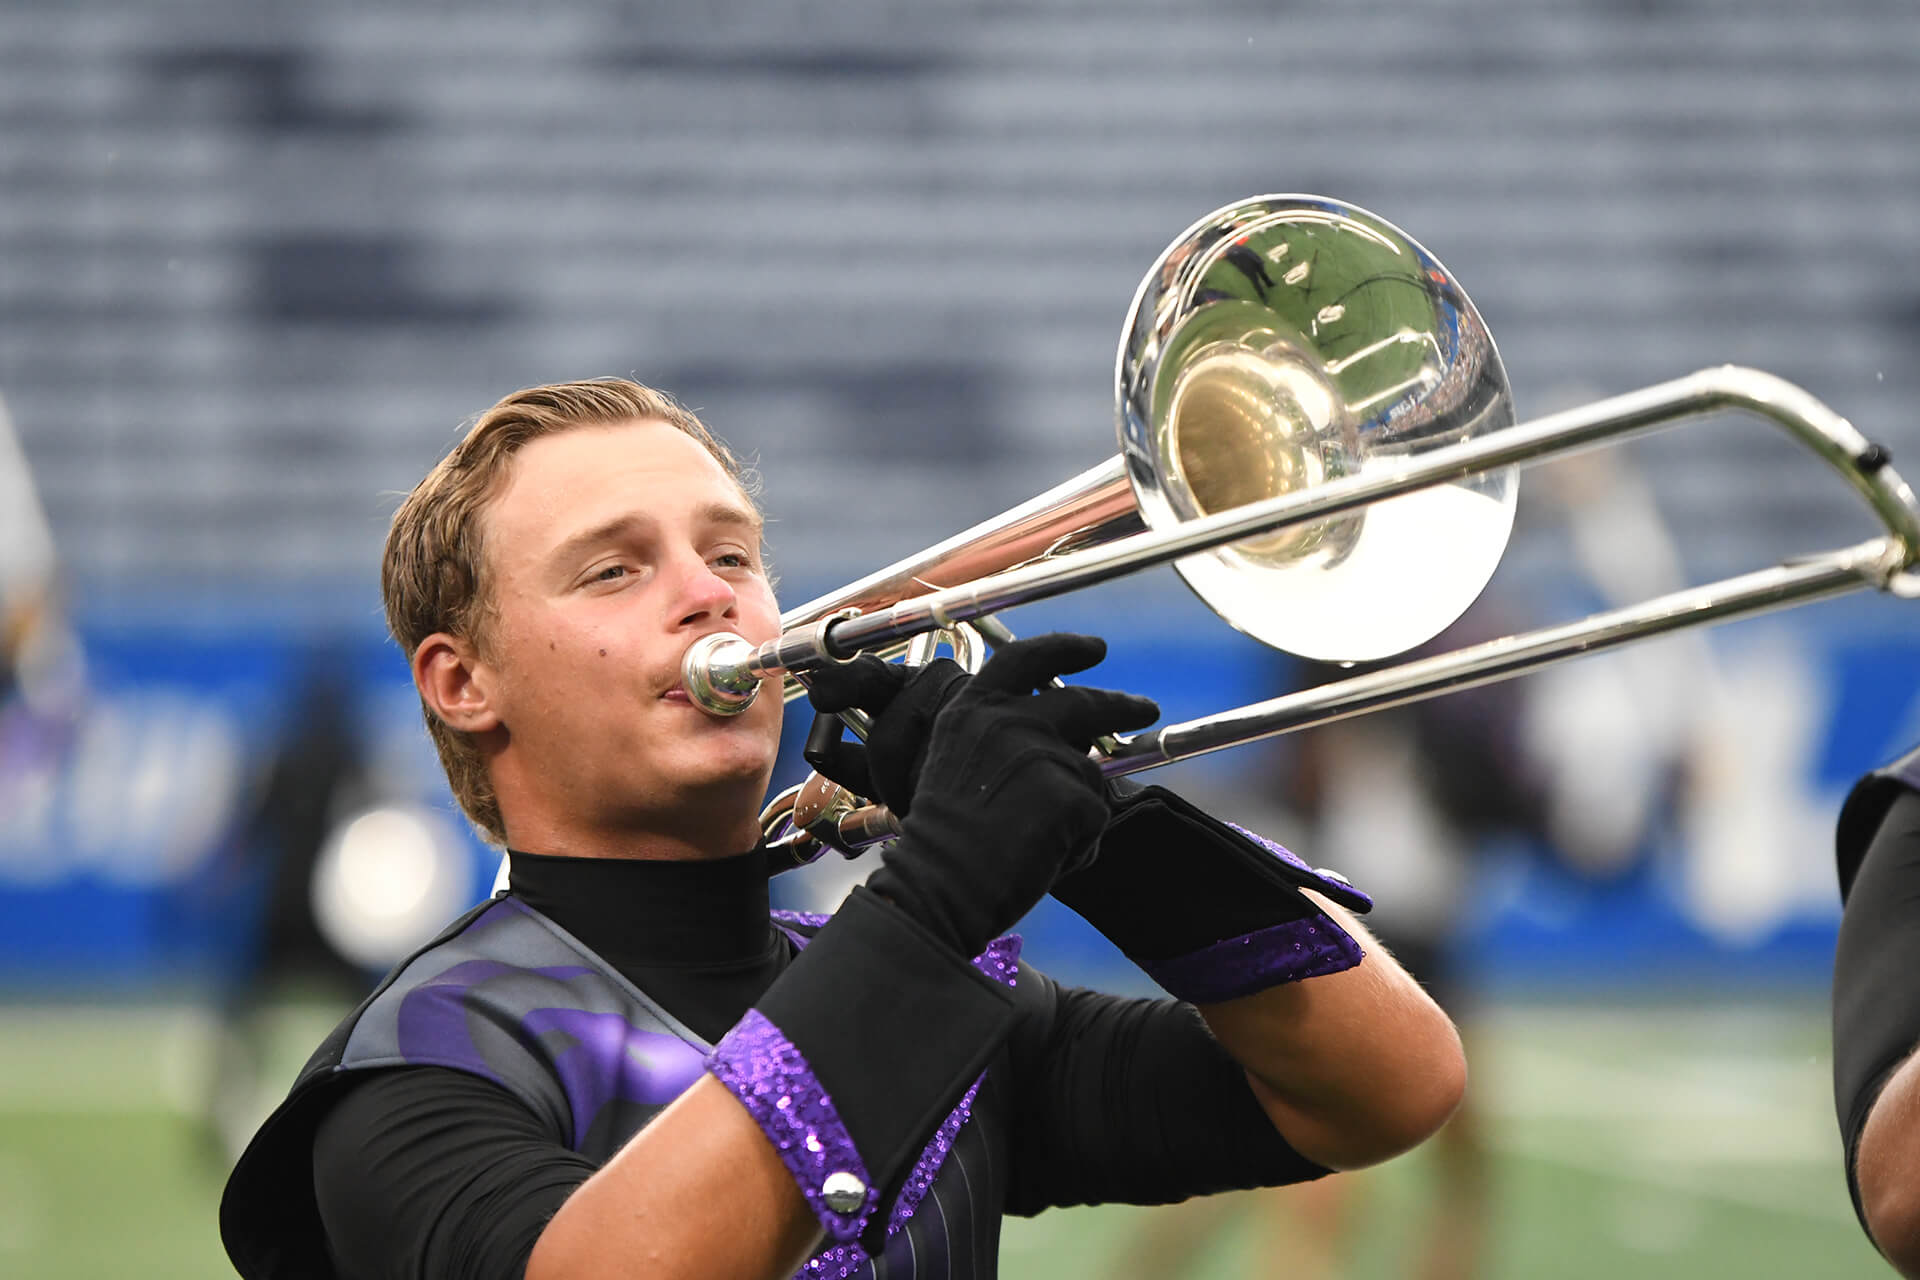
685, 364, 1919, 723
742, 366, 1916, 855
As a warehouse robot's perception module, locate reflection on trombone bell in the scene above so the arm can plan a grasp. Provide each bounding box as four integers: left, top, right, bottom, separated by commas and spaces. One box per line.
671, 194, 1920, 870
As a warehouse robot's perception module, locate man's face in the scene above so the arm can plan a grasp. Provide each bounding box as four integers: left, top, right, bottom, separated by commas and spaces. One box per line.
472, 419, 784, 850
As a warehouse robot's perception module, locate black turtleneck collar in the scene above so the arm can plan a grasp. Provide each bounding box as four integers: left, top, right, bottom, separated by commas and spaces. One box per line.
505, 845, 792, 1045
508, 845, 778, 972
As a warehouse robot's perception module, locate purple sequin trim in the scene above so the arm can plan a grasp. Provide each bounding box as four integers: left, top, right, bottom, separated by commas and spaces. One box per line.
771, 909, 834, 931
889, 1077, 980, 1232
1227, 822, 1374, 911
773, 908, 1021, 989
756, 913, 1018, 1275
1146, 916, 1364, 1004
783, 1076, 983, 1279
794, 1242, 868, 1280
973, 933, 1021, 987
708, 1009, 876, 1243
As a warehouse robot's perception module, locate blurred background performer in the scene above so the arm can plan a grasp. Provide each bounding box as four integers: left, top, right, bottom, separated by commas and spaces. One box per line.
1129, 629, 1549, 1280
195, 645, 382, 1165
1275, 648, 1546, 1280
0, 391, 84, 780
1130, 449, 1702, 1280
1832, 746, 1920, 1278
217, 379, 1466, 1280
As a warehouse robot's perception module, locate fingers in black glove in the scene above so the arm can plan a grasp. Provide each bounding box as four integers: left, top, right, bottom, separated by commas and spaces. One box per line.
1028, 682, 1161, 754
870, 633, 1160, 958
804, 655, 971, 817
927, 634, 1156, 784
803, 653, 909, 715
967, 631, 1109, 694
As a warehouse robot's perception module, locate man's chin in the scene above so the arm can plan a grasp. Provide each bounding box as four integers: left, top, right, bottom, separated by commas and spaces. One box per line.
672, 752, 780, 806
661, 768, 780, 854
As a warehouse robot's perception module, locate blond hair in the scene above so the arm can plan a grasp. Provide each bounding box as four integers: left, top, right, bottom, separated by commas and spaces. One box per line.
382, 379, 754, 845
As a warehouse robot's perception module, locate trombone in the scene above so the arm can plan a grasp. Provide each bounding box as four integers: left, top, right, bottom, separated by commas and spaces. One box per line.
676, 196, 1920, 860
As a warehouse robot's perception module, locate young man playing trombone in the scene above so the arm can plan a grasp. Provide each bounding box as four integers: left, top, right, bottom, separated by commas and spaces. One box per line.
219, 377, 1465, 1280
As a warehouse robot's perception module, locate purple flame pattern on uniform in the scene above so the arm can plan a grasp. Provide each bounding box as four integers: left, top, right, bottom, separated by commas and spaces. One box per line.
522, 1007, 710, 1148
337, 896, 719, 1157
381, 931, 709, 1150
391, 958, 521, 1089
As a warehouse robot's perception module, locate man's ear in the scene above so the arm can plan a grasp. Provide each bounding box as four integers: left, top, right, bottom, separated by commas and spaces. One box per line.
413, 632, 501, 734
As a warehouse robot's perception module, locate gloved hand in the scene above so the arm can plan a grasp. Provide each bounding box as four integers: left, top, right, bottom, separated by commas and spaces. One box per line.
804, 654, 970, 817
709, 634, 1156, 1249
867, 633, 1159, 960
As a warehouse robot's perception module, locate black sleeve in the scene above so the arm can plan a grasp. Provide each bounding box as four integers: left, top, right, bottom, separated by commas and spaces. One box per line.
999, 962, 1327, 1216
1834, 788, 1920, 1223
311, 1067, 599, 1280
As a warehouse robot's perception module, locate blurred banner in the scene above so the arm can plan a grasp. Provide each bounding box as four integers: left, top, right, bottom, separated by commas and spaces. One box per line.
2, 606, 1913, 993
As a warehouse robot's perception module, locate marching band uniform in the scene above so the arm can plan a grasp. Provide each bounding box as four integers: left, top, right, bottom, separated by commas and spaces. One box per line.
224, 377, 1462, 1280
221, 790, 1372, 1280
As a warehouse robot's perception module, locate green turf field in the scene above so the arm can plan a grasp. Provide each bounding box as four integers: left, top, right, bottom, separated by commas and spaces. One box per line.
0, 998, 1890, 1279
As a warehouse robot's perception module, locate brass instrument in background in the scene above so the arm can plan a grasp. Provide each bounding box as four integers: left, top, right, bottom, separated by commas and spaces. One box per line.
674, 196, 1920, 865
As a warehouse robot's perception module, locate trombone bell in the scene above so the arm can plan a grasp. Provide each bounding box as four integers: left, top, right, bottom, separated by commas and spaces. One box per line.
778, 196, 1520, 670
1119, 196, 1518, 661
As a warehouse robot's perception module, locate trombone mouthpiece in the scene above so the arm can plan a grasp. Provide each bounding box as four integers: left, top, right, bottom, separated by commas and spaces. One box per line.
681, 632, 763, 716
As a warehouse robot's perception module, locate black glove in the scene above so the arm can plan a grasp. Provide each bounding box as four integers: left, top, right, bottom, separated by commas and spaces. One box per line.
867, 633, 1159, 960
804, 654, 970, 816
706, 637, 1153, 1251
1052, 782, 1372, 1004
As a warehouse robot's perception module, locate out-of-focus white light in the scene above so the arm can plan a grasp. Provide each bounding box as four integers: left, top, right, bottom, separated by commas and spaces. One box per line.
311, 805, 471, 972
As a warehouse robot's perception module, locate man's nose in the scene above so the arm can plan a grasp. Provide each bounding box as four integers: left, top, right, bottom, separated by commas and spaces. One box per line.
676, 560, 738, 627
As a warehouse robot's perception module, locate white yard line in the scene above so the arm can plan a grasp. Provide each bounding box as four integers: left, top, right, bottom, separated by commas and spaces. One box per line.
0, 1003, 340, 1113
1472, 1010, 1858, 1227
1491, 1130, 1859, 1227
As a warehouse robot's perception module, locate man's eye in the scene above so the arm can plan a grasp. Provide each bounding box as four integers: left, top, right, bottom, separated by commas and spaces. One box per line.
593, 564, 627, 582
714, 552, 749, 569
